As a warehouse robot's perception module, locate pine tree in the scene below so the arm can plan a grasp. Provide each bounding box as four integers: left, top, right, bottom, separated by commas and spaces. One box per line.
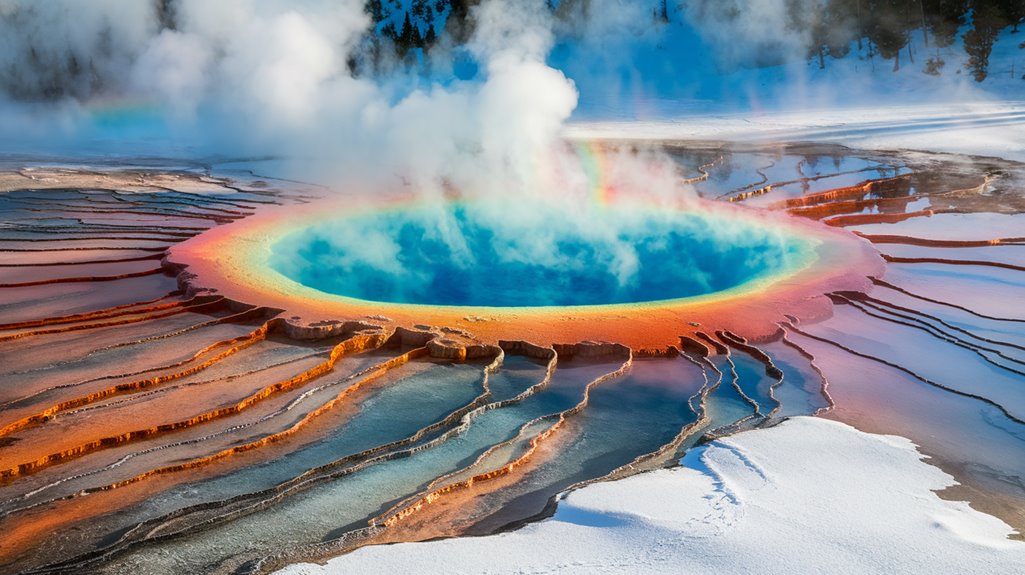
448, 0, 473, 42
412, 0, 430, 19
866, 0, 910, 71
366, 0, 386, 23
398, 11, 414, 53
924, 0, 969, 48
424, 24, 437, 47
964, 1, 1005, 81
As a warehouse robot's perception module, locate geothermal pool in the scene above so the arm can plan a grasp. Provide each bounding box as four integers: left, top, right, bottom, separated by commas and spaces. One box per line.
0, 142, 1023, 574
269, 204, 815, 307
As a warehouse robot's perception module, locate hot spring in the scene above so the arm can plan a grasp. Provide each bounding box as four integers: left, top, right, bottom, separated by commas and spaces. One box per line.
10, 143, 1025, 575
267, 203, 816, 308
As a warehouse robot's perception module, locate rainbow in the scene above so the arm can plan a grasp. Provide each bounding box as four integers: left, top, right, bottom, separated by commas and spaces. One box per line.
573, 141, 616, 208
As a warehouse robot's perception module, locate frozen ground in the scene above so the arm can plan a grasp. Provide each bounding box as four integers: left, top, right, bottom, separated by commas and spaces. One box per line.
566, 101, 1025, 162
277, 417, 1025, 575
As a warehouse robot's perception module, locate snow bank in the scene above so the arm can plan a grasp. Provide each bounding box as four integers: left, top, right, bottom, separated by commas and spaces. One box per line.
566, 100, 1025, 162
277, 417, 1024, 575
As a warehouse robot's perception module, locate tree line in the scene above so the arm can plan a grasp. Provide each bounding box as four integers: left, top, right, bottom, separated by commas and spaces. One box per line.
789, 0, 1023, 80
364, 0, 1023, 81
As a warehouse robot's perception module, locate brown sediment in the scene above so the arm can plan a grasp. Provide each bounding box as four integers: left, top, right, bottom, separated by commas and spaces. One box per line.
0, 328, 396, 479
378, 346, 631, 528
0, 291, 181, 330
856, 233, 1025, 248
0, 307, 277, 436
717, 330, 785, 380
829, 294, 1025, 379
777, 326, 836, 415
0, 252, 167, 267
0, 267, 165, 288
871, 277, 1025, 323
0, 348, 486, 572
694, 331, 729, 355
823, 208, 937, 227
717, 330, 786, 418
773, 173, 913, 209
787, 195, 926, 220
602, 352, 723, 479
2, 148, 1024, 573
0, 295, 226, 343
785, 321, 1025, 426
841, 292, 1025, 355
880, 254, 1025, 273
679, 334, 713, 357
9, 343, 424, 497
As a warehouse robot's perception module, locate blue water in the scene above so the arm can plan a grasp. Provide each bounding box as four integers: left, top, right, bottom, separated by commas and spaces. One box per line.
270, 204, 810, 307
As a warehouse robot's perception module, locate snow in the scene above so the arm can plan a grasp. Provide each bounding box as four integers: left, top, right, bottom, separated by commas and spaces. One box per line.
276, 417, 1025, 575
562, 10, 1025, 162
565, 100, 1025, 162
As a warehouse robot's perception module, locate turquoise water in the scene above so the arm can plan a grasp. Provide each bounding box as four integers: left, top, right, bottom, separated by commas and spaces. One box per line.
269, 204, 810, 307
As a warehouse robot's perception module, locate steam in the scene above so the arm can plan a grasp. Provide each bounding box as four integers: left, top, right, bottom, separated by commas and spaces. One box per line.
4, 0, 1001, 293
0, 0, 697, 290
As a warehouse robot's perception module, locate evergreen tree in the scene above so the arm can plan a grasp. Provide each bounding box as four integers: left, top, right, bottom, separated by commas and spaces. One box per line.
398, 11, 414, 53
866, 0, 910, 70
448, 0, 474, 43
995, 0, 1024, 32
366, 0, 386, 24
923, 0, 969, 48
964, 1, 1005, 81
412, 0, 430, 19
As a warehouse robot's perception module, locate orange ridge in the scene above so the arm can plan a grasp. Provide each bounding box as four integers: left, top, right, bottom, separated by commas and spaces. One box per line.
0, 291, 183, 331
0, 268, 165, 288
0, 296, 226, 343
0, 330, 398, 479
379, 350, 632, 527
881, 254, 1025, 273
6, 342, 423, 497
770, 174, 913, 210
855, 233, 1025, 248
0, 309, 278, 438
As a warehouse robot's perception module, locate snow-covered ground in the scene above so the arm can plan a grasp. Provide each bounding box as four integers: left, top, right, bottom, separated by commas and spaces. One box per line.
566, 100, 1025, 162
277, 417, 1025, 575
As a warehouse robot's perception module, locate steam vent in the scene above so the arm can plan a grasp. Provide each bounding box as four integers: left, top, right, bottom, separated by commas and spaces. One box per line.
2, 142, 1025, 574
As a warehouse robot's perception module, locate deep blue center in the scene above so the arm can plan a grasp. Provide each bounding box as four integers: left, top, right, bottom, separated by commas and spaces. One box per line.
269, 205, 808, 308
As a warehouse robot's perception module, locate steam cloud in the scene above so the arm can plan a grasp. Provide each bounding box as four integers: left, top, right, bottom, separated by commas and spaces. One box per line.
4, 0, 991, 291
0, 0, 706, 289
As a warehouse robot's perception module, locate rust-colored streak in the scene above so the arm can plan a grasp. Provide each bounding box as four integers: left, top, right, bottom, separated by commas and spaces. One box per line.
380, 349, 631, 527
717, 330, 784, 379
0, 310, 272, 437
881, 254, 1025, 273
0, 330, 396, 479
25, 344, 424, 496
823, 209, 936, 227
0, 267, 165, 288
0, 291, 180, 331
0, 252, 166, 267
858, 234, 1025, 248
0, 295, 222, 340
771, 174, 912, 210
787, 195, 925, 220
0, 296, 225, 343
